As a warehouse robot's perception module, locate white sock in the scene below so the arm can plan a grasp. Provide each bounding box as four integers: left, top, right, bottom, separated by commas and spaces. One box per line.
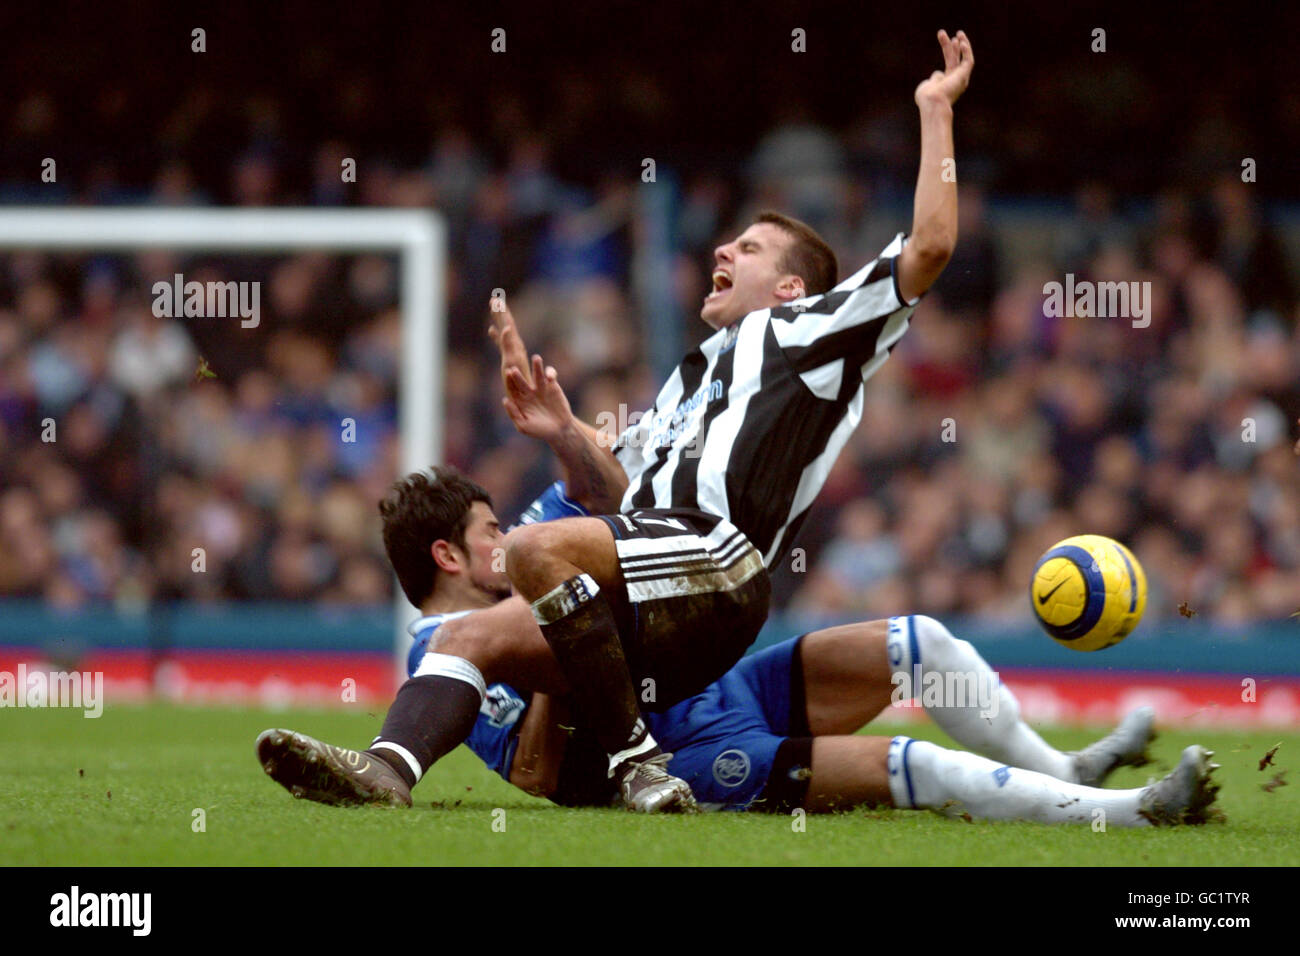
888, 736, 1149, 826
887, 615, 1077, 781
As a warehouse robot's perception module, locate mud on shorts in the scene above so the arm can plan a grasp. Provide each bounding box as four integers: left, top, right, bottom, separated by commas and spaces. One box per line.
596, 507, 772, 712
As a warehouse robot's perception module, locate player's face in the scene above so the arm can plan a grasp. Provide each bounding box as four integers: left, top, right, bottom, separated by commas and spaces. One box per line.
701, 222, 802, 330
459, 502, 512, 602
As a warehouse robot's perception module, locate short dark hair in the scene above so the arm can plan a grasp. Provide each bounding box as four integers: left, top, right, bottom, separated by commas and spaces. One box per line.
379, 466, 492, 607
756, 210, 839, 297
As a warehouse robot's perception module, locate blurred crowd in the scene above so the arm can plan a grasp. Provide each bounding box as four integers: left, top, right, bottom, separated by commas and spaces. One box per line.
0, 248, 405, 608
1, 6, 1298, 627
1, 139, 1297, 630
782, 178, 1300, 630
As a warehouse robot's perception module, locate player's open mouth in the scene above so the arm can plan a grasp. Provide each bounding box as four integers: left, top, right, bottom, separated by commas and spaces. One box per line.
706, 269, 732, 302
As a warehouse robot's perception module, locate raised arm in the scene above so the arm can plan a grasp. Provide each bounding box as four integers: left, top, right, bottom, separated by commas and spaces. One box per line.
489, 302, 629, 514
897, 29, 974, 304
549, 414, 630, 514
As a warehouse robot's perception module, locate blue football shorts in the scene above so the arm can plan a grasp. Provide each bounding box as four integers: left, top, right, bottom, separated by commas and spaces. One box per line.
645, 635, 812, 812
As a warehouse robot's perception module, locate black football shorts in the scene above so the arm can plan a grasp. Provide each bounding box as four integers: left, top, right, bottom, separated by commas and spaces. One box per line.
596, 507, 771, 710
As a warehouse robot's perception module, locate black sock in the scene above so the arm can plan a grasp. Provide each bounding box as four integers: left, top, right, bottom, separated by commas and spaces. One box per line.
531, 574, 646, 757
367, 671, 482, 788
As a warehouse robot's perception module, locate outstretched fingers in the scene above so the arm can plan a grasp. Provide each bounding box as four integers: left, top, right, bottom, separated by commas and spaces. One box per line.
937, 28, 974, 80
938, 29, 958, 71
489, 298, 535, 386
953, 31, 973, 75
505, 365, 532, 401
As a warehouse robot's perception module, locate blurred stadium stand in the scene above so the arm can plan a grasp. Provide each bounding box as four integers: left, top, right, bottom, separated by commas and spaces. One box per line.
0, 3, 1297, 711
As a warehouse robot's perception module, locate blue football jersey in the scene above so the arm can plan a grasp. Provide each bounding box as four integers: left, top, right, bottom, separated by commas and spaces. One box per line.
510, 480, 588, 529
405, 482, 591, 781
467, 682, 530, 781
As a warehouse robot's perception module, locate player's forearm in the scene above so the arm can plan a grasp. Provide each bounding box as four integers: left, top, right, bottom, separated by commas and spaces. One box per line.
908, 98, 958, 272
508, 693, 570, 797
572, 416, 616, 453
550, 419, 628, 514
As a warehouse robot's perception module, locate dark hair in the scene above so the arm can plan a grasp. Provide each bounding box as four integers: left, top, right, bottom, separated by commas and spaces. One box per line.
379, 466, 492, 607
756, 210, 839, 297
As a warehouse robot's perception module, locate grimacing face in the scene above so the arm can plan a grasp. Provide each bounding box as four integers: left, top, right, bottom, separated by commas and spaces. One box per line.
457, 501, 512, 601
700, 222, 805, 330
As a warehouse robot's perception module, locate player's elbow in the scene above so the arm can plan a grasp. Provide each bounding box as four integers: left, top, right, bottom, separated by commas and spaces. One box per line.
910, 234, 955, 271
508, 763, 559, 799
898, 238, 954, 301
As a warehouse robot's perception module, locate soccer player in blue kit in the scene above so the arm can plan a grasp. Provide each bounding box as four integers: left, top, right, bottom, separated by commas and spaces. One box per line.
258, 472, 1220, 826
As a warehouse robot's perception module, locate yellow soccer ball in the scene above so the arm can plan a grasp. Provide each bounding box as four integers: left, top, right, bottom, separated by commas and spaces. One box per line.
1030, 534, 1148, 651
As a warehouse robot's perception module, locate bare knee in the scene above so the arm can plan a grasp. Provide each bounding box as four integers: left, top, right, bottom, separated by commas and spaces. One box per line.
432, 612, 495, 671
504, 518, 618, 598
503, 524, 542, 579
434, 615, 480, 661
503, 523, 569, 595
435, 597, 546, 683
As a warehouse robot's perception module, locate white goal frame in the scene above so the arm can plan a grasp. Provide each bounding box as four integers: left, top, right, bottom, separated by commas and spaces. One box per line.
0, 208, 445, 673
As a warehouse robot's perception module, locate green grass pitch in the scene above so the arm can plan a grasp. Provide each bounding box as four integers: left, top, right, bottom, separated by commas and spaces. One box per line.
1, 704, 1294, 866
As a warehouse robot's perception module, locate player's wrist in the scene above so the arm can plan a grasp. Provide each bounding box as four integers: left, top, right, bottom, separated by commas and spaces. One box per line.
551, 417, 587, 455
915, 94, 954, 118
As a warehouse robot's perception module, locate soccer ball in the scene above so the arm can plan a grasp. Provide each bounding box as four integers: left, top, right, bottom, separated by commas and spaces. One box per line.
1030, 534, 1148, 651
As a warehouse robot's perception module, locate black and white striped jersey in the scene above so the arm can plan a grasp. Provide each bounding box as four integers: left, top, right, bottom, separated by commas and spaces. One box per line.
615, 233, 918, 569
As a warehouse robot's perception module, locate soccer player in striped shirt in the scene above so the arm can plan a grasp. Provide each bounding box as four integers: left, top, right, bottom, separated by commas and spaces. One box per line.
347, 29, 978, 811
503, 30, 976, 809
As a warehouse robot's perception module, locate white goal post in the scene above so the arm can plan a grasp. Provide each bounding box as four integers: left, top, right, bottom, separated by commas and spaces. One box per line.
0, 207, 445, 673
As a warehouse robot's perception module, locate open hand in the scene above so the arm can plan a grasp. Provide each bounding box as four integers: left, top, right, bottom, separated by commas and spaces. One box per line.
503, 354, 574, 444
914, 29, 973, 109
488, 298, 532, 390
